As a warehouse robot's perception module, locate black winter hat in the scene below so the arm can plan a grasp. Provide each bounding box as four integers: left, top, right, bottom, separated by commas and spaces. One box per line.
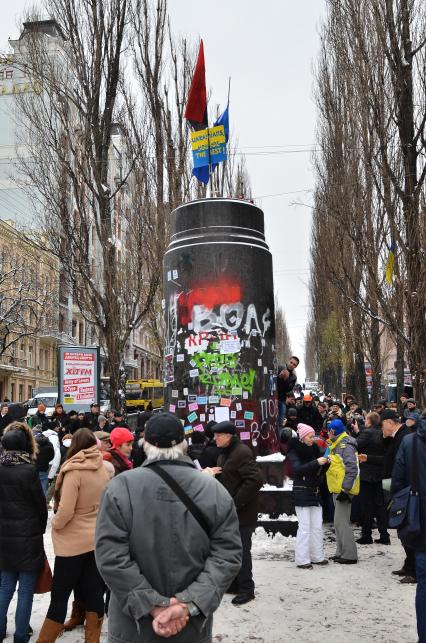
212, 421, 236, 435
382, 409, 399, 421
204, 420, 217, 439
1, 429, 28, 452
287, 408, 298, 417
145, 413, 184, 448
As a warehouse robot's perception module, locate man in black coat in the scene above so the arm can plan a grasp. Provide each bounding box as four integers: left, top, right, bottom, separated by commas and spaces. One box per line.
32, 426, 55, 495
84, 402, 101, 430
391, 417, 426, 641
297, 395, 323, 432
198, 421, 220, 469
356, 413, 390, 545
276, 356, 299, 427
214, 422, 263, 606
363, 409, 413, 581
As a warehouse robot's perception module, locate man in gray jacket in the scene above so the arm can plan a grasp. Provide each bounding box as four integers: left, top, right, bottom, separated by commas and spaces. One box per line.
95, 413, 242, 642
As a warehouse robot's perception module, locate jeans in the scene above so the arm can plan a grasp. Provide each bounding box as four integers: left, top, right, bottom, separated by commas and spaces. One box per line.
47, 551, 104, 622
416, 551, 426, 642
0, 570, 37, 642
38, 471, 49, 495
277, 401, 286, 428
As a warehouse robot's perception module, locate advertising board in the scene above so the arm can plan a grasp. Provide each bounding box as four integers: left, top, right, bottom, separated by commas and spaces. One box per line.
57, 346, 100, 412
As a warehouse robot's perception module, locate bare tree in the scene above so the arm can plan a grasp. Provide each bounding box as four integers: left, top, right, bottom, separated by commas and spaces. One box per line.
275, 297, 292, 366
14, 2, 161, 406
308, 0, 426, 405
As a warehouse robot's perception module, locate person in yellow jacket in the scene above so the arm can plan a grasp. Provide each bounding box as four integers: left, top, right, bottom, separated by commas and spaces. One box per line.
326, 419, 359, 564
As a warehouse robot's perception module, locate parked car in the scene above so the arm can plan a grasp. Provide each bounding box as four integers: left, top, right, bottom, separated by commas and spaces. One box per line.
26, 391, 58, 419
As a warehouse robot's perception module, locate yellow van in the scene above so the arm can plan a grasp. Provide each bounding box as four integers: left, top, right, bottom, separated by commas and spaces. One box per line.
125, 379, 164, 412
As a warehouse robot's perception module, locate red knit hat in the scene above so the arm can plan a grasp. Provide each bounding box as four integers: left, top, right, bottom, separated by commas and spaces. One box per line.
110, 427, 134, 448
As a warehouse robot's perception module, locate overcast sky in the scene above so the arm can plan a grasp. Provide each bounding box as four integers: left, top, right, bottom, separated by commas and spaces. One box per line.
1, 0, 327, 382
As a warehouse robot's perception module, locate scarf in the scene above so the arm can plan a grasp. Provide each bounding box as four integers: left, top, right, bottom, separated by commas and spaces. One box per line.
111, 447, 133, 470
0, 450, 33, 466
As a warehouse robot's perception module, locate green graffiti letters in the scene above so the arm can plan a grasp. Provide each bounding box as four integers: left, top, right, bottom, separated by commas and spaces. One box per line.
199, 368, 256, 396
191, 351, 238, 370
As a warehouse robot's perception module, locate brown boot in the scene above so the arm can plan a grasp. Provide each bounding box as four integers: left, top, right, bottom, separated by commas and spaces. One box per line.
36, 618, 64, 642
84, 612, 103, 643
64, 600, 86, 631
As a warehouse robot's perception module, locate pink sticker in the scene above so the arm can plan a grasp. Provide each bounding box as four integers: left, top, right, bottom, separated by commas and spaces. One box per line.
188, 402, 199, 412
169, 404, 176, 413
220, 398, 231, 407
193, 424, 204, 432
239, 431, 251, 441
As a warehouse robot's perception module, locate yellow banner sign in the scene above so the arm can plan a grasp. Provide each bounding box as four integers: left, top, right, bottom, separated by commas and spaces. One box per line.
190, 125, 226, 151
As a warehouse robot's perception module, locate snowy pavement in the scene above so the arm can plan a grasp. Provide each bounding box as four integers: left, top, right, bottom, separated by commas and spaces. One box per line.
6, 519, 417, 643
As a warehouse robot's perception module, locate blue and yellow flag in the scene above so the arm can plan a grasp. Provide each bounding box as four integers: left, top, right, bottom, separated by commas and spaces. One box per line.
385, 242, 395, 284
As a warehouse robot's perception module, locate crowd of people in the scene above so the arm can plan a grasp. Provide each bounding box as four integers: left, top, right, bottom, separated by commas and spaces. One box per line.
0, 373, 425, 642
277, 357, 426, 641
0, 399, 263, 642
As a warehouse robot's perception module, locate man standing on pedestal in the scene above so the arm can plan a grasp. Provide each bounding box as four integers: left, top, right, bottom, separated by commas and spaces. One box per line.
276, 356, 299, 428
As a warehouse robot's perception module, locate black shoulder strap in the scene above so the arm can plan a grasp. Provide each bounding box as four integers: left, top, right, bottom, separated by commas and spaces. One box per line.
411, 434, 419, 493
147, 463, 211, 538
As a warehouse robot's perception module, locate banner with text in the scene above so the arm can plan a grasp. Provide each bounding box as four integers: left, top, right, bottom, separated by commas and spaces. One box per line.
57, 345, 100, 412
190, 124, 227, 169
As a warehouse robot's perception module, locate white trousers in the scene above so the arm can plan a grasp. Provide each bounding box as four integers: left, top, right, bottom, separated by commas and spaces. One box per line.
295, 505, 324, 565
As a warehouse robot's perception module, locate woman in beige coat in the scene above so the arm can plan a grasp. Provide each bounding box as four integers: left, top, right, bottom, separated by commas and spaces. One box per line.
36, 428, 109, 643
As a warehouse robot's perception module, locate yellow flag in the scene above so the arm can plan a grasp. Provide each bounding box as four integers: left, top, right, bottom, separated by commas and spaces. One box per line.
385, 243, 395, 284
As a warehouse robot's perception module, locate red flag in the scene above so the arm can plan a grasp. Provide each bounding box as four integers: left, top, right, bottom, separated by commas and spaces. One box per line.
185, 40, 208, 131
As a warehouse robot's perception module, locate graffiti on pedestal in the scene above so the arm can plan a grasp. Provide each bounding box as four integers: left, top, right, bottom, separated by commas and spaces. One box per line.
164, 276, 277, 452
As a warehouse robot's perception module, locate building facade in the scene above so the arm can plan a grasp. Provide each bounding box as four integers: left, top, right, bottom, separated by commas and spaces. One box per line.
0, 219, 59, 401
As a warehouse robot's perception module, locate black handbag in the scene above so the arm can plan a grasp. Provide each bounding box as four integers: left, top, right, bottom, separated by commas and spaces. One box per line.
388, 435, 421, 546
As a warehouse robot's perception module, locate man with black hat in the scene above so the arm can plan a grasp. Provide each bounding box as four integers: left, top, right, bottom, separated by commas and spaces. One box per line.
361, 409, 414, 582
95, 413, 242, 642
213, 421, 263, 606
108, 409, 129, 431
373, 399, 388, 420
84, 402, 100, 430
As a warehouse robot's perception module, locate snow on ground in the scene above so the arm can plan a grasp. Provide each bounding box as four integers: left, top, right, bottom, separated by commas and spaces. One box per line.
6, 518, 417, 643
256, 453, 285, 462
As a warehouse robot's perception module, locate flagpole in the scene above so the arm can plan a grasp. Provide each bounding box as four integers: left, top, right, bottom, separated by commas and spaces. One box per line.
220, 77, 231, 198
208, 126, 213, 197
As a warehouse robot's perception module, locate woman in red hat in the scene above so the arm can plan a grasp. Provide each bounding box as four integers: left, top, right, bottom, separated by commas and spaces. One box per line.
102, 427, 134, 476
